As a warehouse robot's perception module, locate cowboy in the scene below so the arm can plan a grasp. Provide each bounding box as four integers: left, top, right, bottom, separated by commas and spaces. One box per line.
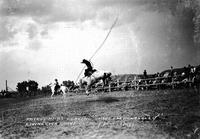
54, 79, 60, 93
81, 59, 96, 77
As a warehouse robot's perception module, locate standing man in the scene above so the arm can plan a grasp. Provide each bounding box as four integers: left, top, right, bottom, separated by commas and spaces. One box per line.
186, 64, 191, 80
170, 66, 174, 77
143, 69, 147, 79
189, 66, 196, 81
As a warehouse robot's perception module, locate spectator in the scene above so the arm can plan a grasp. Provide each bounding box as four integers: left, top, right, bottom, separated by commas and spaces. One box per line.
170, 66, 174, 77
143, 70, 147, 79
189, 66, 196, 81
186, 64, 191, 80
156, 72, 160, 77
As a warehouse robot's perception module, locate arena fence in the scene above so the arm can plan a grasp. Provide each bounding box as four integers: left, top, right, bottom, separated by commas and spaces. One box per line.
72, 75, 200, 93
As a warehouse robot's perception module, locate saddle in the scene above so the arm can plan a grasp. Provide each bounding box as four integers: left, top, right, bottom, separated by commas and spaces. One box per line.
85, 69, 97, 77
54, 85, 60, 93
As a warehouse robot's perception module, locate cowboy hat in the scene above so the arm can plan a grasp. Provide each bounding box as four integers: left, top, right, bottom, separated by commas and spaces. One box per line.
81, 59, 87, 63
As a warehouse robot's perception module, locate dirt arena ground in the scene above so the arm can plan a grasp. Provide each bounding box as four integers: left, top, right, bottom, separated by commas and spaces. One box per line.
0, 89, 200, 139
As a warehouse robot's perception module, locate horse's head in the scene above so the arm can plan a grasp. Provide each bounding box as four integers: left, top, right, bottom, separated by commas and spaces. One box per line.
48, 83, 55, 93
100, 71, 112, 85
105, 72, 112, 78
100, 71, 111, 79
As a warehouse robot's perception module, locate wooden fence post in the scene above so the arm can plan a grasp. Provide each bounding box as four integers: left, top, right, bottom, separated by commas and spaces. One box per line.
117, 79, 120, 91
109, 83, 111, 92
172, 77, 174, 89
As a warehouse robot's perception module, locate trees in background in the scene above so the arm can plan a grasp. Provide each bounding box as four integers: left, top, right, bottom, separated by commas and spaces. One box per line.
28, 80, 38, 93
16, 81, 28, 93
14, 79, 77, 98
41, 85, 51, 96
16, 80, 38, 97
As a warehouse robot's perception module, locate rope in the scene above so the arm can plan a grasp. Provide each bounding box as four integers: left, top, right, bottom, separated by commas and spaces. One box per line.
75, 17, 118, 83
89, 17, 118, 60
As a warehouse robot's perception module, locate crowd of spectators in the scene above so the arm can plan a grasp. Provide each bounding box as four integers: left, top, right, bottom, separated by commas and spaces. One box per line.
143, 64, 199, 81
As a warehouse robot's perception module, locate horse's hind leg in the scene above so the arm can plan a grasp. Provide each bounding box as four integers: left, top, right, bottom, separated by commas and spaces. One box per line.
62, 90, 66, 98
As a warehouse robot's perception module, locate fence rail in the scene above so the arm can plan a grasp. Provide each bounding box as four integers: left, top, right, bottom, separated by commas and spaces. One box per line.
71, 75, 199, 93
1, 75, 199, 97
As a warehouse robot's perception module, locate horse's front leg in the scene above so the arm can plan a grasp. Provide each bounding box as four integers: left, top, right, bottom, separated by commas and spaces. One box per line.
102, 79, 106, 92
102, 79, 105, 87
85, 85, 90, 95
63, 88, 68, 98
86, 83, 93, 95
51, 91, 54, 98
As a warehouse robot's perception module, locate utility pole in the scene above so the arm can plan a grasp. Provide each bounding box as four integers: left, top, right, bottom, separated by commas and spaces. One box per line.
5, 80, 8, 92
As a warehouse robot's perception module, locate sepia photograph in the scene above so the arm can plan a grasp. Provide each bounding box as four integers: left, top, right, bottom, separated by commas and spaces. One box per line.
0, 0, 200, 138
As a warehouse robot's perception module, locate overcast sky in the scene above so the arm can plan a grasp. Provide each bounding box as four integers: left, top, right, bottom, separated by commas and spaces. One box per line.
0, 0, 199, 90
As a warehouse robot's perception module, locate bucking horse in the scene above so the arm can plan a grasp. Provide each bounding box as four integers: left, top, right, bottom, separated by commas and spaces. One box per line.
79, 70, 112, 95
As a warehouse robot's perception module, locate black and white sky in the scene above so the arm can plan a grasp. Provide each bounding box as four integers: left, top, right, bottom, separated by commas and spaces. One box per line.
0, 0, 200, 90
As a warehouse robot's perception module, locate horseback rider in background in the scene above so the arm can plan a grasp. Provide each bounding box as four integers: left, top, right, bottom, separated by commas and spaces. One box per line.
81, 59, 97, 77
